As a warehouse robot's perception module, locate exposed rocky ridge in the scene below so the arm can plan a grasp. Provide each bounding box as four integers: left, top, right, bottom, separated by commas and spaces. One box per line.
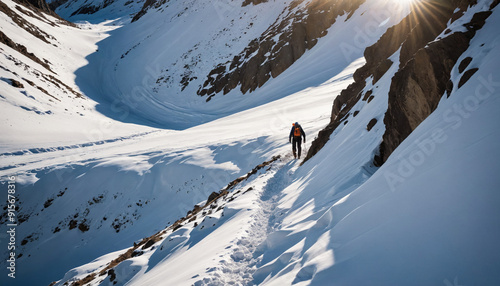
242, 0, 269, 7
0, 0, 76, 72
15, 0, 57, 16
131, 0, 165, 22
1, 1, 54, 45
13, 0, 72, 24
196, 0, 366, 101
132, 0, 270, 22
304, 0, 494, 165
0, 29, 52, 71
68, 0, 115, 17
0, 0, 85, 111
376, 2, 495, 164
51, 0, 143, 18
48, 0, 69, 12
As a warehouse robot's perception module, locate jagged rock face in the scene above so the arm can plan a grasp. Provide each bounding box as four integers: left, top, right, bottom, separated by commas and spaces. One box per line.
132, 0, 174, 22
242, 0, 268, 6
52, 0, 135, 18
15, 0, 57, 16
48, 0, 69, 11
377, 4, 494, 164
196, 0, 366, 101
68, 0, 116, 17
0, 1, 59, 70
305, 0, 494, 165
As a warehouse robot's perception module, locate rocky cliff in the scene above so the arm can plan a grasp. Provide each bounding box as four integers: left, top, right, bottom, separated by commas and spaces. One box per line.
305, 0, 498, 165
195, 0, 366, 101
16, 0, 58, 16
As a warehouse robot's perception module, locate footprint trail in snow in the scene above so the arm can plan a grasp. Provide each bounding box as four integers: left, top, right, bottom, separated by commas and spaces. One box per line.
194, 156, 297, 286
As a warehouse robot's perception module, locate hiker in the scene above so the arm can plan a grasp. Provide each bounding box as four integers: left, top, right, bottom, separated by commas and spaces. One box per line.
289, 122, 306, 159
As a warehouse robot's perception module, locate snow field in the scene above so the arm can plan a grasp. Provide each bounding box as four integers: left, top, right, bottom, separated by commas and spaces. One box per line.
0, 0, 152, 147
1, 54, 366, 286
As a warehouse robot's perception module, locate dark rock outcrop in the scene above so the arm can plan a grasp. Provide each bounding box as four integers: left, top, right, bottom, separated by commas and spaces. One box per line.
458, 68, 478, 88
242, 0, 268, 6
6, 78, 24, 88
376, 4, 494, 165
367, 118, 377, 132
196, 0, 366, 101
48, 0, 69, 12
458, 56, 473, 73
305, 0, 494, 165
304, 0, 430, 162
132, 0, 164, 22
0, 30, 52, 71
69, 0, 116, 17
15, 0, 57, 16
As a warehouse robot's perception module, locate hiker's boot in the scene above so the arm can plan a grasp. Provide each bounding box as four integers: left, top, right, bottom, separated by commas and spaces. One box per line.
293, 151, 297, 159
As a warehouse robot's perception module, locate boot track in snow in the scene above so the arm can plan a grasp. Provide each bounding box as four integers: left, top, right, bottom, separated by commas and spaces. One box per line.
194, 157, 296, 286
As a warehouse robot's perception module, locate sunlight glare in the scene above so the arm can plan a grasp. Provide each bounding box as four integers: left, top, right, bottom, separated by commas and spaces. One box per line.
392, 0, 421, 11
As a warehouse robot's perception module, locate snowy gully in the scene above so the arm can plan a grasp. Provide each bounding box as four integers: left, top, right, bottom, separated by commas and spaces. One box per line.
6, 175, 17, 279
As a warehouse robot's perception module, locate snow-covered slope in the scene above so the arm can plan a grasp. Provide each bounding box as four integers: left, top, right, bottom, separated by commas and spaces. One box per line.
49, 3, 500, 282
1, 55, 364, 285
0, 0, 405, 283
56, 0, 408, 129
255, 8, 500, 283
0, 0, 154, 148
1, 0, 499, 285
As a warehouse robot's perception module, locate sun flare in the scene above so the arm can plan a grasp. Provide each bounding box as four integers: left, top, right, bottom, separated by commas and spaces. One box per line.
394, 0, 421, 8
391, 0, 423, 11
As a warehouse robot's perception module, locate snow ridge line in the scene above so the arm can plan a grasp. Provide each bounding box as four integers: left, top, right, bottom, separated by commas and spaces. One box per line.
0, 131, 159, 158
194, 157, 295, 286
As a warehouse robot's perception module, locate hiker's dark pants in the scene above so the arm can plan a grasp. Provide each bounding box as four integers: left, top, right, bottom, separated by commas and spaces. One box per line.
292, 136, 302, 157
